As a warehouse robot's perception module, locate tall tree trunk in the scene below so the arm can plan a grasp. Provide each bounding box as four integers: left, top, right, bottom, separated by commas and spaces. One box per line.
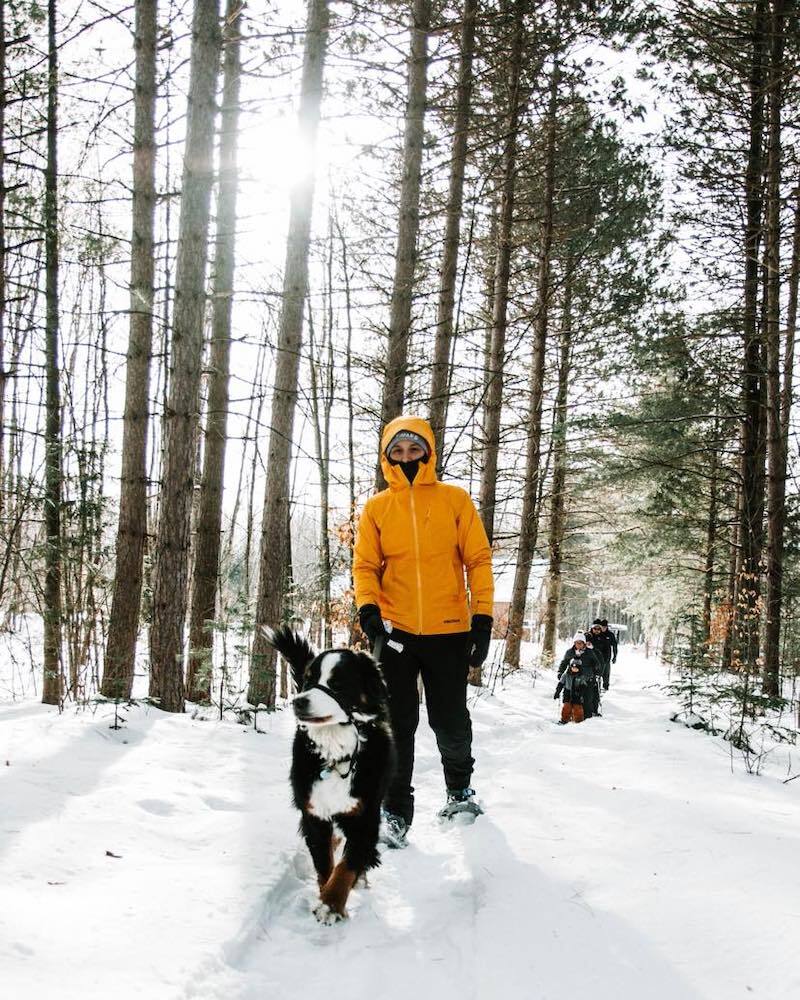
308, 298, 333, 648
466, 197, 499, 684
702, 434, 719, 649
42, 0, 63, 705
721, 475, 742, 672
429, 0, 477, 471
762, 0, 788, 696
0, 0, 6, 525
341, 223, 357, 596
477, 198, 498, 481
504, 40, 560, 670
249, 0, 330, 708
102, 0, 158, 700
149, 0, 221, 713
542, 263, 572, 664
333, 210, 360, 643
735, 0, 768, 674
780, 175, 799, 440
478, 0, 525, 542
186, 0, 243, 703
375, 0, 430, 489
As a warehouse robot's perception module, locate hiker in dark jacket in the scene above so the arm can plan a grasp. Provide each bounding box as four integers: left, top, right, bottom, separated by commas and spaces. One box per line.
587, 620, 613, 693
580, 622, 607, 716
600, 618, 618, 675
554, 634, 599, 724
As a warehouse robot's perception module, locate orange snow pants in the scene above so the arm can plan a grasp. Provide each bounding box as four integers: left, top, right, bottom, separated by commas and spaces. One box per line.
560, 701, 585, 724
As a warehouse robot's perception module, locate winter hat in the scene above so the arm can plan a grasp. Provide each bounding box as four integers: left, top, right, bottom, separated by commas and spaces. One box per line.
592, 618, 603, 625
572, 632, 586, 645
600, 618, 609, 626
385, 429, 431, 460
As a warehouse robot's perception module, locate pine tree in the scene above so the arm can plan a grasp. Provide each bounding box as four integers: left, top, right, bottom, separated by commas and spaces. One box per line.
186, 0, 244, 703
149, 0, 221, 713
103, 0, 159, 701
249, 0, 330, 709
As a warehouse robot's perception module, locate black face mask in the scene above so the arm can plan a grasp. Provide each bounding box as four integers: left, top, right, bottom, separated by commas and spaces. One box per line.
399, 459, 420, 483
387, 450, 430, 484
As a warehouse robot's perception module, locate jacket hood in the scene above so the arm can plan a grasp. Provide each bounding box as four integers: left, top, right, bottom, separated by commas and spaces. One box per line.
380, 415, 438, 490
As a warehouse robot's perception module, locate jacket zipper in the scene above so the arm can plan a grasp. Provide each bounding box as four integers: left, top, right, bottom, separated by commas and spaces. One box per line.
408, 484, 423, 634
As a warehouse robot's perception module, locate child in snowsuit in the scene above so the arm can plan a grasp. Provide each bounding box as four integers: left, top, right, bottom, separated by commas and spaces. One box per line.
554, 633, 600, 723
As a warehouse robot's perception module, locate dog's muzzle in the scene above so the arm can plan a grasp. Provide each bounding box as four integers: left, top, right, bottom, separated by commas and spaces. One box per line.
293, 684, 351, 726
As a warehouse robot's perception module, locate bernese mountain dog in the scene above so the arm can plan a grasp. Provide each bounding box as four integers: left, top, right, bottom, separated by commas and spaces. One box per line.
266, 626, 396, 925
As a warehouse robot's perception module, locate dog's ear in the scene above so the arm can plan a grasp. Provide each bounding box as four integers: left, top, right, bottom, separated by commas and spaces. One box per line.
262, 625, 315, 693
355, 651, 389, 714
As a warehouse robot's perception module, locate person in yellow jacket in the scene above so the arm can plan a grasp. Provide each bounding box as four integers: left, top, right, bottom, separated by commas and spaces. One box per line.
353, 415, 494, 846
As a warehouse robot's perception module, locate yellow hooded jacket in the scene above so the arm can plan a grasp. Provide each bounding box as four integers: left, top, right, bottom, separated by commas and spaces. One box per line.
353, 415, 494, 636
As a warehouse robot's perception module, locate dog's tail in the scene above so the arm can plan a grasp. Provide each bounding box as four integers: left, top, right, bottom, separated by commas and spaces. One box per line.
262, 625, 315, 692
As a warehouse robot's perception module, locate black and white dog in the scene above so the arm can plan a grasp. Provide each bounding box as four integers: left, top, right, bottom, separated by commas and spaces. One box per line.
266, 626, 395, 925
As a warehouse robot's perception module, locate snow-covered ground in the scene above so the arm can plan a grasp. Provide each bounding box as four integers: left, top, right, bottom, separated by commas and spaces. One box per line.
2, 649, 798, 1000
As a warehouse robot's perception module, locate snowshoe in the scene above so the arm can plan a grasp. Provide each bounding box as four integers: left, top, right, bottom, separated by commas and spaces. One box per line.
379, 810, 409, 849
437, 787, 484, 822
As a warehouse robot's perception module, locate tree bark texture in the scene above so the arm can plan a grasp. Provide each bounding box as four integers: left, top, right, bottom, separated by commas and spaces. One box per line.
541, 266, 572, 664
375, 0, 430, 490
42, 0, 63, 705
429, 0, 477, 473
478, 0, 525, 542
0, 0, 6, 526
149, 0, 221, 713
308, 297, 334, 648
762, 0, 789, 696
504, 44, 560, 670
249, 0, 330, 708
702, 434, 719, 649
103, 0, 159, 700
340, 220, 357, 617
780, 175, 799, 440
735, 0, 768, 674
721, 474, 742, 672
186, 0, 243, 703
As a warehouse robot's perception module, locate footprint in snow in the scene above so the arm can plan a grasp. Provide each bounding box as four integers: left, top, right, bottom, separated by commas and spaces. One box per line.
136, 799, 177, 816
202, 795, 246, 812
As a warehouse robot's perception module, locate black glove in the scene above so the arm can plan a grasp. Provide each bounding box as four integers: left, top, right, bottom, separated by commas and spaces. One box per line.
358, 604, 385, 645
468, 614, 493, 668
553, 690, 559, 700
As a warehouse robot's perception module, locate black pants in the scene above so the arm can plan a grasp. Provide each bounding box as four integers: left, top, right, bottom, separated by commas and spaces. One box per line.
378, 630, 473, 826
583, 679, 600, 718
600, 654, 611, 690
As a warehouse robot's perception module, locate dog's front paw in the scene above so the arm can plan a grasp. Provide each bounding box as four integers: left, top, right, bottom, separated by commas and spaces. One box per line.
313, 900, 346, 925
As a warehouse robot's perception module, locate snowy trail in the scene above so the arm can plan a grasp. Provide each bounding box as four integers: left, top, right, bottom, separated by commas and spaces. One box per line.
2, 651, 798, 1000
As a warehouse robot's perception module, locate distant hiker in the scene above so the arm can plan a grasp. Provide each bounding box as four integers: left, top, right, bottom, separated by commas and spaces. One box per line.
600, 619, 618, 684
554, 633, 600, 724
587, 620, 613, 694
579, 623, 605, 717
353, 415, 495, 847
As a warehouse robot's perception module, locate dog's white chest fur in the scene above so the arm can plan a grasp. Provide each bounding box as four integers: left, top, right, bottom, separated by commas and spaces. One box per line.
305, 723, 361, 820
308, 771, 360, 820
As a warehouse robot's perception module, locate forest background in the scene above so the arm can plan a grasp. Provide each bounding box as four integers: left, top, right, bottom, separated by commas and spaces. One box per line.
1, 0, 798, 753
